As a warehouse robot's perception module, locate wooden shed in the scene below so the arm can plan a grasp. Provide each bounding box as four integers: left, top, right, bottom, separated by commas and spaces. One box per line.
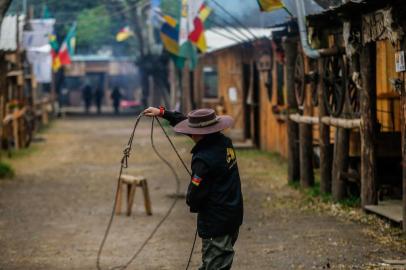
285, 0, 406, 230
0, 14, 40, 150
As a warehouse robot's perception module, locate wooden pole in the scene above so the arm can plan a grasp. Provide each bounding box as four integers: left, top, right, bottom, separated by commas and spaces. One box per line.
289, 114, 319, 124
284, 38, 300, 184
402, 78, 406, 232
189, 70, 196, 110
401, 40, 406, 232
299, 122, 314, 187
332, 127, 349, 201
360, 43, 378, 207
318, 59, 332, 194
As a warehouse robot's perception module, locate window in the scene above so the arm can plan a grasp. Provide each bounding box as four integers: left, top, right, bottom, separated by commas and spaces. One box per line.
203, 66, 218, 99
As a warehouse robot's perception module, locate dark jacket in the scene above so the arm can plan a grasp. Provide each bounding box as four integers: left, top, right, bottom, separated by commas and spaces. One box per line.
163, 110, 244, 238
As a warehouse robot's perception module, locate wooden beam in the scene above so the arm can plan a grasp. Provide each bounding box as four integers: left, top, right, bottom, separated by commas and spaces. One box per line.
284, 38, 300, 184
320, 117, 361, 129
360, 43, 378, 207
318, 59, 332, 194
289, 114, 319, 124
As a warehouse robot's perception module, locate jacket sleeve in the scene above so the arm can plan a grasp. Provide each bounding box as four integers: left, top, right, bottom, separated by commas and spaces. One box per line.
186, 158, 212, 213
162, 110, 187, 127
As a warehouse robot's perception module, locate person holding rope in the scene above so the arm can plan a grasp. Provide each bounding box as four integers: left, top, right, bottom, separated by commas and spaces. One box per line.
144, 106, 244, 270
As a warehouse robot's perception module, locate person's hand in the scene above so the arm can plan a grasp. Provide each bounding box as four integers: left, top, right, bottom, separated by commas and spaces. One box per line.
143, 107, 160, 117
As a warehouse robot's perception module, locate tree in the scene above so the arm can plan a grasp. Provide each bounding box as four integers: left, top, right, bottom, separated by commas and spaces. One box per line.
76, 5, 112, 53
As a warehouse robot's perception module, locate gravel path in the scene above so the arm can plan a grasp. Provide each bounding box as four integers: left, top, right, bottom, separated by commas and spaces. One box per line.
0, 116, 404, 270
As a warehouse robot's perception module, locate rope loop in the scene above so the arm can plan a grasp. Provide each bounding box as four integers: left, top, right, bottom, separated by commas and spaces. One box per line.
121, 146, 131, 168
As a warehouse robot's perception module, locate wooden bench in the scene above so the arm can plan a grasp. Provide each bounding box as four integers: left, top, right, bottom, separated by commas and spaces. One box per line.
115, 175, 152, 216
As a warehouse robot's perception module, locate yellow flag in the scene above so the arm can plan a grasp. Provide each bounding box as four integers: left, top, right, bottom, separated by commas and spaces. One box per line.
116, 27, 134, 42
257, 0, 284, 12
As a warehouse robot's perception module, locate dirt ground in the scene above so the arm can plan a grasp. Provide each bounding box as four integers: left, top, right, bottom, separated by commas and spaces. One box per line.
0, 116, 405, 270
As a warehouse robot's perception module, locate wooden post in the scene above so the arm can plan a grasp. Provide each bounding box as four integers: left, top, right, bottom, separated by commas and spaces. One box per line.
142, 180, 152, 215
360, 43, 378, 207
284, 38, 300, 184
299, 123, 314, 187
318, 59, 332, 193
12, 114, 19, 150
402, 79, 406, 232
402, 40, 406, 233
332, 128, 349, 200
189, 70, 196, 110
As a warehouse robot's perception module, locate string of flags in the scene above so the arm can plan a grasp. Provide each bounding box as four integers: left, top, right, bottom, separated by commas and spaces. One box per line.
158, 0, 212, 70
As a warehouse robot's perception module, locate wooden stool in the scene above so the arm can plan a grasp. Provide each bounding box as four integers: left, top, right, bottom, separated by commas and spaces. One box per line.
115, 174, 152, 216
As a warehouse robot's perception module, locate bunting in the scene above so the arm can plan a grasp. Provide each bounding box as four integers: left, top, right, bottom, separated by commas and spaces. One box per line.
257, 0, 284, 12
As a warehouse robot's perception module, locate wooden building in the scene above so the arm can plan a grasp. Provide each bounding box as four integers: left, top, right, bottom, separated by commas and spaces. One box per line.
175, 27, 290, 154
283, 0, 406, 230
0, 15, 42, 151
64, 55, 139, 107
172, 0, 406, 231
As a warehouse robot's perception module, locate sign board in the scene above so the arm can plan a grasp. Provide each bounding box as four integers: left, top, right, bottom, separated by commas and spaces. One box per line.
228, 87, 238, 103
395, 51, 405, 72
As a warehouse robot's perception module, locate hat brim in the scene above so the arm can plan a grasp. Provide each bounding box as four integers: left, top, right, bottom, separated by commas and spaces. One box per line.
173, 115, 234, 135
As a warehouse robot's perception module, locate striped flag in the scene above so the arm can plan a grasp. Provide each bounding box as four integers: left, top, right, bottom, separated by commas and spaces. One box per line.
58, 23, 76, 66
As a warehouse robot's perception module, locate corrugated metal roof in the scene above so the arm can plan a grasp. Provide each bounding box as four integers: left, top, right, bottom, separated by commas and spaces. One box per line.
0, 15, 24, 51
205, 27, 281, 53
259, 0, 325, 27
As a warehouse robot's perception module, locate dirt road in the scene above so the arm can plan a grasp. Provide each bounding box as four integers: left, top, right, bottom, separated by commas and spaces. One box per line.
0, 116, 404, 270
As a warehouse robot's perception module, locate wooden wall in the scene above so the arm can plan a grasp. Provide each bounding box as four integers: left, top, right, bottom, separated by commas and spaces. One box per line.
258, 47, 288, 157
376, 40, 401, 132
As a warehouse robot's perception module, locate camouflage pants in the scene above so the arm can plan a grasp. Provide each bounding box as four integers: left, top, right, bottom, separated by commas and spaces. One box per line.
199, 230, 239, 270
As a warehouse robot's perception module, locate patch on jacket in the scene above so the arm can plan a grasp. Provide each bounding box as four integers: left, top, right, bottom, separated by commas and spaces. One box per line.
226, 147, 237, 168
191, 175, 202, 186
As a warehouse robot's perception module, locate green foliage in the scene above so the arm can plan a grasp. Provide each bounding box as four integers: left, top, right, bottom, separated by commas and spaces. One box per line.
77, 5, 112, 52
161, 0, 181, 18
0, 161, 14, 179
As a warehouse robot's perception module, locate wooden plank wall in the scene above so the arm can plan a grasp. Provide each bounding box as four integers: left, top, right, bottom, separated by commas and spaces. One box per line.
376, 40, 401, 132
259, 46, 288, 157
191, 47, 249, 142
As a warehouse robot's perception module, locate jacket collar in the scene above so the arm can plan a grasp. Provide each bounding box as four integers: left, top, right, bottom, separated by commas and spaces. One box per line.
191, 132, 222, 154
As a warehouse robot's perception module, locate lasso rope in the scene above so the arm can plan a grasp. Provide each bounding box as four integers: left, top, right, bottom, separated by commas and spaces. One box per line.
96, 115, 197, 270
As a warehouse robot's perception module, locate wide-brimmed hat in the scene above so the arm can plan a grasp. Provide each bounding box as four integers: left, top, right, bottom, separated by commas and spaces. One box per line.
174, 108, 234, 135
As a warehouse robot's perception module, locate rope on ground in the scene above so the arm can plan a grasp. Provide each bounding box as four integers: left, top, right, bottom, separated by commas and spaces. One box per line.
96, 114, 197, 270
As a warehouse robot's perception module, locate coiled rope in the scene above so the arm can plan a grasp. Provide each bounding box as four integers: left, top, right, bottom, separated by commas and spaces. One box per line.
96, 115, 197, 270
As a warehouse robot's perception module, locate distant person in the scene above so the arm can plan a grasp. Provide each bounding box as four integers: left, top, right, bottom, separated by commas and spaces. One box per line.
111, 87, 122, 115
82, 84, 92, 114
94, 86, 104, 114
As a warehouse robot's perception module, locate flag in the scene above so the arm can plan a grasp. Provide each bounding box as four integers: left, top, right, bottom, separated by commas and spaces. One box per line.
257, 0, 284, 12
160, 16, 186, 69
42, 5, 52, 19
198, 4, 212, 22
178, 0, 204, 46
160, 17, 180, 55
188, 17, 206, 52
48, 31, 61, 71
116, 26, 133, 42
188, 4, 212, 52
58, 24, 76, 66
